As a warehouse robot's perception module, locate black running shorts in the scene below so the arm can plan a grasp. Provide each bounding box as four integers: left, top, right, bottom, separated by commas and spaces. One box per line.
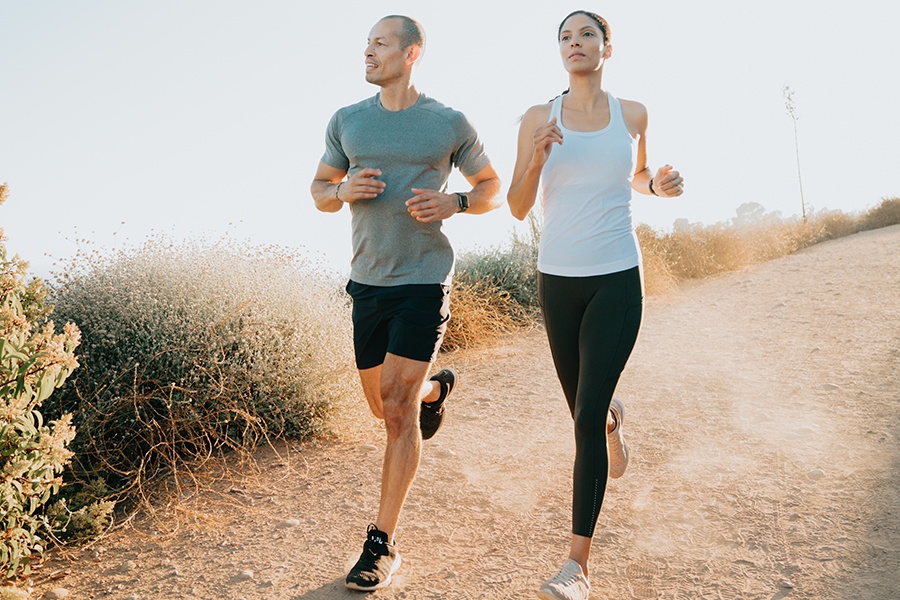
345, 280, 451, 370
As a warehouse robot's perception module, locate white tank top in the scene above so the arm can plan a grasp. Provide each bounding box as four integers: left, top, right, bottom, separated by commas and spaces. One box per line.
538, 92, 641, 277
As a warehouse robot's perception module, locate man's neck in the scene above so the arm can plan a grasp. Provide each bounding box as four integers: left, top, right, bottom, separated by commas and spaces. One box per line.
378, 82, 420, 112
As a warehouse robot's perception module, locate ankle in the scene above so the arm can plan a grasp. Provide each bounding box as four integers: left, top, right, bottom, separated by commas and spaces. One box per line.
422, 380, 441, 404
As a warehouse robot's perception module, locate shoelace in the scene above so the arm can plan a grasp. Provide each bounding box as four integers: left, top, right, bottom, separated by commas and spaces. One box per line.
363, 538, 390, 559
551, 564, 585, 589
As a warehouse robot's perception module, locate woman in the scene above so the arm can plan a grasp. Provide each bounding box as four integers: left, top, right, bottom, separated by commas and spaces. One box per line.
507, 10, 683, 600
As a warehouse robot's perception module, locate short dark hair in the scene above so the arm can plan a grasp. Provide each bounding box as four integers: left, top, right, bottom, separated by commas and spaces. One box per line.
558, 10, 611, 44
381, 15, 426, 54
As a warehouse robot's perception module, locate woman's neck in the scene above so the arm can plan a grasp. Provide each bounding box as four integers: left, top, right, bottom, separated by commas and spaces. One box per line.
565, 70, 605, 110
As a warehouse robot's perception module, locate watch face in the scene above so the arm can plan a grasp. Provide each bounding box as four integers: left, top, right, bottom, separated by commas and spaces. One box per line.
457, 193, 469, 211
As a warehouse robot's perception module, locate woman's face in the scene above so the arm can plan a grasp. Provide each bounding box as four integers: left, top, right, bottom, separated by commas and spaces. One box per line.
558, 13, 610, 73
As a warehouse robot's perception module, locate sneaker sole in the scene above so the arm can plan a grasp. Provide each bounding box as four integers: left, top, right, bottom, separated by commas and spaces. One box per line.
344, 553, 402, 591
537, 590, 580, 600
608, 397, 629, 479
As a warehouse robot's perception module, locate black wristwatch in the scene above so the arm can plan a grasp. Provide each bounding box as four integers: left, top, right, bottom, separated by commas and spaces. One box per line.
456, 192, 469, 213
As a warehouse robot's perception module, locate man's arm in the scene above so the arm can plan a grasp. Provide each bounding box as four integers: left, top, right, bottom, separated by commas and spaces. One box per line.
311, 162, 387, 212
311, 161, 348, 213
406, 164, 502, 223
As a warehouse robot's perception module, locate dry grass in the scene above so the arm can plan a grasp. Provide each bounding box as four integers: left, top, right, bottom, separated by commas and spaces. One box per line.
450, 197, 900, 351
443, 278, 531, 353
861, 196, 900, 230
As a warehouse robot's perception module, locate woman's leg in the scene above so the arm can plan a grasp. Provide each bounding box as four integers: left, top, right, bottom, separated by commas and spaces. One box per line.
540, 268, 643, 577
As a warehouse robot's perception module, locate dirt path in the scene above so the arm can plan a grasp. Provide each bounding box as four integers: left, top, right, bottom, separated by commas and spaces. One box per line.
35, 225, 900, 599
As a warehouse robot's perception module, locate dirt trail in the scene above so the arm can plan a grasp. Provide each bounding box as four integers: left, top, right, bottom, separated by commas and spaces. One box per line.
36, 225, 899, 599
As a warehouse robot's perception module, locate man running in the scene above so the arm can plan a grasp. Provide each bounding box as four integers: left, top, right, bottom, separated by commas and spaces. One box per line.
310, 14, 501, 591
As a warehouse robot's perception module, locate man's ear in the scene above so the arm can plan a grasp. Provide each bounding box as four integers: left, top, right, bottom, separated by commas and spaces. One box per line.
406, 44, 422, 65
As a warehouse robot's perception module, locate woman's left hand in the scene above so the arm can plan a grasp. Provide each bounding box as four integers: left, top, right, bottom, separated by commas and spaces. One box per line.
653, 164, 684, 197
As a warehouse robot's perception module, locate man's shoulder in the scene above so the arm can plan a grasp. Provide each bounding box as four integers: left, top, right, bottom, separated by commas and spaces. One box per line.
414, 94, 472, 129
331, 95, 379, 122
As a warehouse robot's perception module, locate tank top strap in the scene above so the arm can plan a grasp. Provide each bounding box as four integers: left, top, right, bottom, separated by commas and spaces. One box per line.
607, 93, 626, 131
549, 94, 564, 122
550, 92, 624, 130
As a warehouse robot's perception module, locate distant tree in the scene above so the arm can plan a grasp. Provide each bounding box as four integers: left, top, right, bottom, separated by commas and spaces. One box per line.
734, 202, 767, 227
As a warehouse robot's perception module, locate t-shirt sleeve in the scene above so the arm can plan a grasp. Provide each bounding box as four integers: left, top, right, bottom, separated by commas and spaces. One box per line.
451, 115, 491, 177
321, 111, 350, 171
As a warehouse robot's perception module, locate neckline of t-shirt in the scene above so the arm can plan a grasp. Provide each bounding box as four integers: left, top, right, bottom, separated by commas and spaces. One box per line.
375, 92, 425, 113
556, 92, 615, 136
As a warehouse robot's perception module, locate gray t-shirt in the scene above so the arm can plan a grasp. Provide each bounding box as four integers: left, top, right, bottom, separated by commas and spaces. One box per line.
321, 93, 491, 286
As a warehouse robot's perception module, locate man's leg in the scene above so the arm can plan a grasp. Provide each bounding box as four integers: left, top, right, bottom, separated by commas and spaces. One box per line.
357, 363, 440, 423
358, 354, 440, 540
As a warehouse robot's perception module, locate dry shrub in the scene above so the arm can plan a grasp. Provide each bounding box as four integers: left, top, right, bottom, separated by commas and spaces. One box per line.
646, 218, 826, 281
813, 209, 860, 240
634, 224, 676, 296
443, 278, 529, 352
45, 236, 357, 506
656, 224, 738, 279
741, 219, 823, 262
860, 197, 900, 230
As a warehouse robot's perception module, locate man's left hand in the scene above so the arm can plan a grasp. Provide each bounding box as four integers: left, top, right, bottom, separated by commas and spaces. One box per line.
406, 188, 459, 222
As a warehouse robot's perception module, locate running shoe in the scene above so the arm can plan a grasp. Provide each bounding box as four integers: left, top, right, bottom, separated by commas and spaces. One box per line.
608, 397, 629, 479
420, 368, 457, 440
345, 524, 401, 591
537, 558, 591, 600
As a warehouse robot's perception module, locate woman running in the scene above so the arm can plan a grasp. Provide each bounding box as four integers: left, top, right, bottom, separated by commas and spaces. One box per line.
507, 10, 684, 600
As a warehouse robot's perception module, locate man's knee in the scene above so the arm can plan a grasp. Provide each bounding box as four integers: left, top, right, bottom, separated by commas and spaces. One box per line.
382, 396, 418, 435
380, 377, 420, 432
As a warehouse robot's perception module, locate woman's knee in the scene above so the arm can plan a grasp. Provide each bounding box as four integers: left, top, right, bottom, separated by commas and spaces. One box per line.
573, 403, 608, 439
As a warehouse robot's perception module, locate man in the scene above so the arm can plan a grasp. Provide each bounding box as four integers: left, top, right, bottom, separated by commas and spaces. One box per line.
310, 14, 502, 591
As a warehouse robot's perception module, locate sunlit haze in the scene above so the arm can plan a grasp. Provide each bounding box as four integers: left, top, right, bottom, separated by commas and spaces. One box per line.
1, 0, 897, 276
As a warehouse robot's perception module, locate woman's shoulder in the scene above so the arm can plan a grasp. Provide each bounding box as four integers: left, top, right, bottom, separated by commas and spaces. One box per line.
617, 97, 648, 119
520, 101, 554, 127
616, 97, 648, 132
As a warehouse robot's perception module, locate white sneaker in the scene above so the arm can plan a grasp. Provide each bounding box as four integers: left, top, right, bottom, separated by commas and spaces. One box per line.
608, 397, 629, 479
537, 558, 591, 600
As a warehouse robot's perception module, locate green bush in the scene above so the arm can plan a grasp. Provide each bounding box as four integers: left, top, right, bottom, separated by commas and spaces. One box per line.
455, 212, 541, 314
46, 236, 357, 503
0, 183, 81, 578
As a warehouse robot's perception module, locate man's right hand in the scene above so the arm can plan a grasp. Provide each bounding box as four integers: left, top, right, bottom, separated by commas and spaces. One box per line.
338, 168, 386, 203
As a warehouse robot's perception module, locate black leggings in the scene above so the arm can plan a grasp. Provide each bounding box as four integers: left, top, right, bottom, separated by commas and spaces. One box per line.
538, 267, 643, 538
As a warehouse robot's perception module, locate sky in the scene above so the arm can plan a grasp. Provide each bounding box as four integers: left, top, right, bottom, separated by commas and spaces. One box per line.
1, 1, 898, 277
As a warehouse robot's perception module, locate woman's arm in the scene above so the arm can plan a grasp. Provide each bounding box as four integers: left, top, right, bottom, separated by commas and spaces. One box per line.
507, 104, 559, 220
623, 99, 684, 198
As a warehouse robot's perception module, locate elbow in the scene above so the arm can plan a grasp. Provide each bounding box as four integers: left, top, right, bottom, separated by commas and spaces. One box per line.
506, 195, 529, 221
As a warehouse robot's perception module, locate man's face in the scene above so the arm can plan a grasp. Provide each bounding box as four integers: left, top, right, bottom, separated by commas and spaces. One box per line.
364, 18, 414, 86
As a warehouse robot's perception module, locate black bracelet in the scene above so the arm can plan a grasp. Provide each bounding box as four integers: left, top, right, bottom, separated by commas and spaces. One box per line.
648, 177, 658, 196
335, 182, 344, 201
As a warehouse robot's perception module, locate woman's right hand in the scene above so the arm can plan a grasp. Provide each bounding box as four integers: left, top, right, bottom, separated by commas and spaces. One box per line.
531, 117, 563, 169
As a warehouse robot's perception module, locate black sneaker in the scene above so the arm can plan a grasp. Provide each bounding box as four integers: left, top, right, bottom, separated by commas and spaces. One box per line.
420, 368, 457, 441
345, 524, 401, 591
